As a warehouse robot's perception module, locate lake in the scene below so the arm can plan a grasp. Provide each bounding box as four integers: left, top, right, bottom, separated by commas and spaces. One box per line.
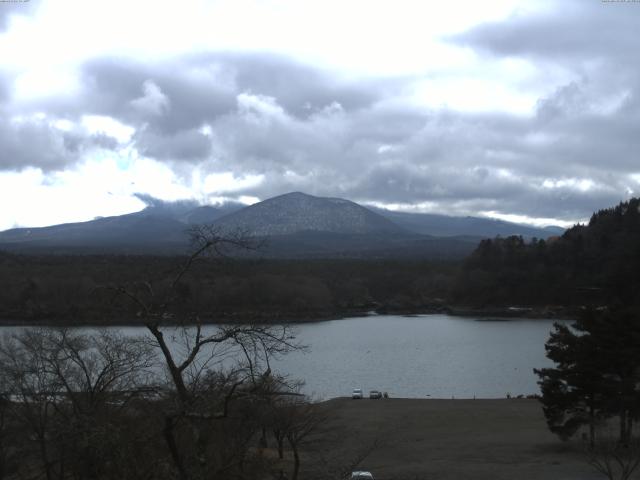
1, 314, 567, 399
275, 314, 566, 399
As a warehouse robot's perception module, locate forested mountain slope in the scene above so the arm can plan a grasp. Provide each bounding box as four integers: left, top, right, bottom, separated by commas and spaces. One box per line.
452, 198, 640, 308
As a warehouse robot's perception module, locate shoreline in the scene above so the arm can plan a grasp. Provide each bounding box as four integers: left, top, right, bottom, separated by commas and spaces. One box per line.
0, 304, 575, 327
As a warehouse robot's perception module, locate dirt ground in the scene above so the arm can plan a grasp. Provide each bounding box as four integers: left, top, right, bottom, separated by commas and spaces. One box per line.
298, 398, 603, 480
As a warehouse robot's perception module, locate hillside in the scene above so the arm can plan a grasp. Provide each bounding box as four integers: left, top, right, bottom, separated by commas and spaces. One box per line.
452, 197, 640, 308
214, 192, 404, 235
0, 191, 561, 258
371, 207, 564, 238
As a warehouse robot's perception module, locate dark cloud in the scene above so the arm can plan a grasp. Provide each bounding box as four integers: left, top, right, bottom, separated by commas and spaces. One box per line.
210, 94, 636, 223
47, 53, 393, 162
74, 53, 390, 131
0, 111, 121, 171
393, 1, 640, 221
61, 131, 119, 154
451, 1, 640, 63
77, 48, 640, 222
134, 127, 212, 161
0, 117, 78, 170
2, 40, 639, 223
78, 57, 235, 132
220, 52, 387, 117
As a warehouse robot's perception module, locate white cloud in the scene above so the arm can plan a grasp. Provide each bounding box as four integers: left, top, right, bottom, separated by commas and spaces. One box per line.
202, 172, 264, 194
0, 164, 142, 230
130, 80, 170, 116
365, 200, 439, 213
480, 211, 580, 229
0, 0, 638, 229
237, 92, 287, 121
0, 0, 526, 94
13, 66, 80, 100
81, 115, 135, 143
542, 178, 595, 192
0, 152, 269, 229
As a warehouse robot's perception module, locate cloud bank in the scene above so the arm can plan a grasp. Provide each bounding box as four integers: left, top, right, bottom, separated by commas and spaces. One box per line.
1, 0, 639, 229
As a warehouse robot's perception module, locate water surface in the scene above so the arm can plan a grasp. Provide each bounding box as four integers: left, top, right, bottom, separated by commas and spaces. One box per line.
273, 314, 565, 399
1, 314, 566, 399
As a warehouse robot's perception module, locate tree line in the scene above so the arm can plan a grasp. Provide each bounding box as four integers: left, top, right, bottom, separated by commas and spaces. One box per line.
0, 325, 331, 480
0, 227, 373, 480
452, 197, 640, 309
0, 253, 457, 325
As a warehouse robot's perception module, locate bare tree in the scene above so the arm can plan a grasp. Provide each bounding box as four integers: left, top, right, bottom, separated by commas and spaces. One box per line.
0, 330, 66, 480
0, 226, 302, 480
106, 226, 301, 480
0, 328, 158, 480
0, 391, 13, 480
584, 433, 640, 480
262, 391, 327, 480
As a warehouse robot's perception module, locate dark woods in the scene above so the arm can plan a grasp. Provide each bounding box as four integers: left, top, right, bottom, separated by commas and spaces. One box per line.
525, 199, 640, 478
0, 255, 456, 325
9, 198, 640, 325
0, 326, 323, 480
535, 308, 640, 445
1, 197, 639, 479
0, 227, 325, 480
453, 198, 640, 310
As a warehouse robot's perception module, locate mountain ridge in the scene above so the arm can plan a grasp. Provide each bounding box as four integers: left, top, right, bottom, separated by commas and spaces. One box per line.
370, 207, 565, 238
213, 191, 405, 236
0, 191, 565, 258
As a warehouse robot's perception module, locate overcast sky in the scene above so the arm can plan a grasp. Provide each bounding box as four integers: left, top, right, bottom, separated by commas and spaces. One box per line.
0, 0, 638, 230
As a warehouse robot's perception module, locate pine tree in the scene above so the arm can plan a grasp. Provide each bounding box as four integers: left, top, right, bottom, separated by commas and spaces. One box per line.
535, 308, 640, 445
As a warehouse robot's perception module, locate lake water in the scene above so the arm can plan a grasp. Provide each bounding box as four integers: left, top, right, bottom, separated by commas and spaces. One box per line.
276, 314, 566, 399
1, 314, 567, 399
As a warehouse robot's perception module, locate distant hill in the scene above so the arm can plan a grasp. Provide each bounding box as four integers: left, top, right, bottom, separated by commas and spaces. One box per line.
182, 203, 244, 225
371, 207, 564, 238
214, 192, 404, 236
0, 201, 242, 254
0, 191, 563, 258
255, 231, 479, 259
452, 197, 640, 308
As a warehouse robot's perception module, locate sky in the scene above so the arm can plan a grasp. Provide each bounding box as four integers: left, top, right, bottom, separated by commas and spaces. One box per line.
0, 0, 639, 230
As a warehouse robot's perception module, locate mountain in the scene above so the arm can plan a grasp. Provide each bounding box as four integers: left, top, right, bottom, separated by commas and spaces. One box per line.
0, 191, 563, 258
0, 201, 243, 254
181, 203, 244, 224
370, 207, 564, 238
214, 192, 404, 236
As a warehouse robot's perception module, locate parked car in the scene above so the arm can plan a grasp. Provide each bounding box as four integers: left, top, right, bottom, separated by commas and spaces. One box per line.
352, 388, 363, 399
351, 471, 374, 479
369, 390, 382, 399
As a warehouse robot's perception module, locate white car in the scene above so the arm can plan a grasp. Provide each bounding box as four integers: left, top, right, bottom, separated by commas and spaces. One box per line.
352, 388, 363, 399
369, 390, 382, 399
351, 472, 374, 479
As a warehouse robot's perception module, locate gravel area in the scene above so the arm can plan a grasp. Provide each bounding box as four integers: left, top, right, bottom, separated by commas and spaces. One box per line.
299, 398, 602, 480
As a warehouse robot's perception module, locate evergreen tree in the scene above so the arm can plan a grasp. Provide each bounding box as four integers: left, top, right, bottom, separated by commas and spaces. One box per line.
535, 307, 640, 445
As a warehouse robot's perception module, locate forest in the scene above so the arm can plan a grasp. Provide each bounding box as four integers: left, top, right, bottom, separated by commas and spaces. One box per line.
452, 198, 640, 310
1, 199, 639, 479
0, 253, 457, 325
1, 197, 639, 325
